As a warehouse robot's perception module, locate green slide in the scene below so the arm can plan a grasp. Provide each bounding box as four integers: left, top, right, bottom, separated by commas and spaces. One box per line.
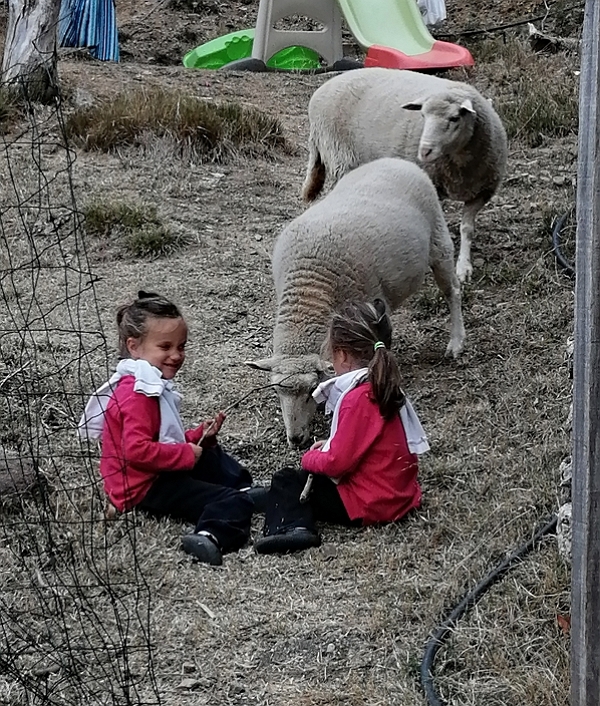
183, 28, 321, 71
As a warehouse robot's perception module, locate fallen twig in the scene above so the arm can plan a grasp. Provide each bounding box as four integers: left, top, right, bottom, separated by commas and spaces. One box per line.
299, 474, 314, 503
0, 362, 31, 391
199, 375, 294, 444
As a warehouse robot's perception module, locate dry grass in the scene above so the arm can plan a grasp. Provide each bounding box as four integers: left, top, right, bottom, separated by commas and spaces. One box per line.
64, 87, 287, 160
468, 37, 579, 146
0, 13, 578, 706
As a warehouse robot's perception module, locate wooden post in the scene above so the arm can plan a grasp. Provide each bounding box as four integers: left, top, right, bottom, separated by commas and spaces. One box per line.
572, 0, 600, 704
2, 0, 60, 103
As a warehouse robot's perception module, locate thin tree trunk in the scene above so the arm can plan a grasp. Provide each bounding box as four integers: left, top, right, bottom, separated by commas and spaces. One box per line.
2, 0, 61, 103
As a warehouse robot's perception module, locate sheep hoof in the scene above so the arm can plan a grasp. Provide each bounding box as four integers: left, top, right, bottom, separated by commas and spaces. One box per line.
456, 260, 473, 284
445, 341, 464, 359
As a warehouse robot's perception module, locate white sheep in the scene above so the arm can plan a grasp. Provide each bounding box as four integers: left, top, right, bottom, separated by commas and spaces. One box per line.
302, 67, 508, 283
248, 157, 465, 448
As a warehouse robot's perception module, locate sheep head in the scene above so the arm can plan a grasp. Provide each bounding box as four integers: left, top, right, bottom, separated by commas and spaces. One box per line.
246, 354, 331, 448
403, 93, 477, 163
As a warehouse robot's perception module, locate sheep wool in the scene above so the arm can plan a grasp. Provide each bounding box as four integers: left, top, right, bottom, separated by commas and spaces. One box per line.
302, 67, 508, 283
248, 157, 465, 448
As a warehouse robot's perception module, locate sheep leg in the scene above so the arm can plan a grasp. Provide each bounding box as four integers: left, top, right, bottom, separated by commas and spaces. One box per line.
456, 197, 486, 284
430, 246, 466, 358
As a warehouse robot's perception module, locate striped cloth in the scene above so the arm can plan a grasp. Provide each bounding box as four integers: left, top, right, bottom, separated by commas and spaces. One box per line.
59, 0, 120, 62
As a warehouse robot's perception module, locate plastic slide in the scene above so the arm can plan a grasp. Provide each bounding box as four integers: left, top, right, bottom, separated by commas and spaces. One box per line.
336, 0, 473, 70
183, 29, 321, 71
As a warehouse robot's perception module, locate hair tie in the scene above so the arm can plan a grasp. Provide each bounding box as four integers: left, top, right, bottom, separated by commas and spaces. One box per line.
373, 341, 386, 351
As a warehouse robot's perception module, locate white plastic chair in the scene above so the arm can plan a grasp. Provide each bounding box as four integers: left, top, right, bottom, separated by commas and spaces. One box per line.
251, 0, 343, 66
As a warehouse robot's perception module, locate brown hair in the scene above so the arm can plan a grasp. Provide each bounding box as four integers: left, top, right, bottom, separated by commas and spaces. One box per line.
116, 290, 182, 358
327, 299, 405, 420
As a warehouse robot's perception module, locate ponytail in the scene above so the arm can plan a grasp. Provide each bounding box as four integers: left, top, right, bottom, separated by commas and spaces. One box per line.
328, 299, 405, 420
368, 346, 405, 420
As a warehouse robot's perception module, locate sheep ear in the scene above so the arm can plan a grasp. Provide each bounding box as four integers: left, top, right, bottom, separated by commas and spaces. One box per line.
373, 298, 387, 320
317, 360, 334, 380
372, 298, 392, 346
459, 98, 476, 115
402, 101, 423, 111
245, 357, 277, 372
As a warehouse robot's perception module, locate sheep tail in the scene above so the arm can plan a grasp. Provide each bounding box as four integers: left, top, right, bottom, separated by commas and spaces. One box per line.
301, 147, 326, 202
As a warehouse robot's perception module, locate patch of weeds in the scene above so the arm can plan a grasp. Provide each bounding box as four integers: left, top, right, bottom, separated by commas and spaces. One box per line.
82, 200, 184, 258
412, 287, 445, 319
522, 257, 556, 296
65, 88, 286, 161
84, 201, 152, 237
470, 37, 578, 146
125, 225, 180, 258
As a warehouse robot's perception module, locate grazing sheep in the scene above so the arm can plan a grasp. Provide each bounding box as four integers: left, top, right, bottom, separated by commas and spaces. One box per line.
248, 157, 465, 448
302, 67, 508, 283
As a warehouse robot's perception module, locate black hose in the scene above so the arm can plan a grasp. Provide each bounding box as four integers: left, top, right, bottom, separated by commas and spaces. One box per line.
552, 209, 576, 278
433, 1, 585, 39
420, 514, 558, 706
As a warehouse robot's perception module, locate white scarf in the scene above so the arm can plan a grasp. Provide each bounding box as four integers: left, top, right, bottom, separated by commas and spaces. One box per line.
78, 359, 186, 444
312, 367, 430, 455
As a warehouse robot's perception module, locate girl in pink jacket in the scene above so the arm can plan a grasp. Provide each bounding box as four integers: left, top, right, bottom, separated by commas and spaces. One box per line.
79, 291, 260, 566
255, 300, 428, 555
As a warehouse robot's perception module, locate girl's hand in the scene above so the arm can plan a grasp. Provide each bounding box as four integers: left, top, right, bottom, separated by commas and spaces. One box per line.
188, 443, 203, 461
310, 439, 326, 451
202, 411, 226, 440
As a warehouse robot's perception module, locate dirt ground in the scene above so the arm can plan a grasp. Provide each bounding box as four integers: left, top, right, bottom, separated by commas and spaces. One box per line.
0, 0, 582, 704
111, 0, 563, 66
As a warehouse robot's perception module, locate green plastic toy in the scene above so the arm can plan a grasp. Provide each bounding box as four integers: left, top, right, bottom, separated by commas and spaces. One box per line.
183, 29, 321, 70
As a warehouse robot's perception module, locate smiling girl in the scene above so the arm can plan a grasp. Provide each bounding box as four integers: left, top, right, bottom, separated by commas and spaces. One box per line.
79, 291, 257, 566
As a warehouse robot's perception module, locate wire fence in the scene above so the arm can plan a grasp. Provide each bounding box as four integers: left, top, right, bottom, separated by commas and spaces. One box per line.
0, 71, 161, 705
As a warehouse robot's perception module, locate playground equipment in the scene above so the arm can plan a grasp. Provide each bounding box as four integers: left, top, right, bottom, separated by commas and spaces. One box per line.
183, 29, 321, 71
184, 0, 473, 72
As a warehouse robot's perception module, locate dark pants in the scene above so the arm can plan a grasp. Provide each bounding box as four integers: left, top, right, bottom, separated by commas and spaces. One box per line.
263, 467, 361, 537
138, 446, 254, 553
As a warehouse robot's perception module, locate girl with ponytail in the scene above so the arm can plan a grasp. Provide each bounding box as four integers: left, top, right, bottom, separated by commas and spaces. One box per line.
255, 300, 429, 555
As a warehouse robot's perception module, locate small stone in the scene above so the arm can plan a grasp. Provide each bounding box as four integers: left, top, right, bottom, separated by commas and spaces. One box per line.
178, 678, 201, 690
321, 544, 338, 560
31, 663, 60, 677
326, 643, 335, 654
553, 175, 567, 186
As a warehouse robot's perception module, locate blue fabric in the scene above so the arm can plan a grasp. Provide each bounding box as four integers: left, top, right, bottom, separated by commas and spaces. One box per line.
59, 0, 119, 62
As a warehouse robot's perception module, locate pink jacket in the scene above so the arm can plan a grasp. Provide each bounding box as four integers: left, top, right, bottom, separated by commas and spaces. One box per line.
99, 375, 207, 511
301, 383, 421, 524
